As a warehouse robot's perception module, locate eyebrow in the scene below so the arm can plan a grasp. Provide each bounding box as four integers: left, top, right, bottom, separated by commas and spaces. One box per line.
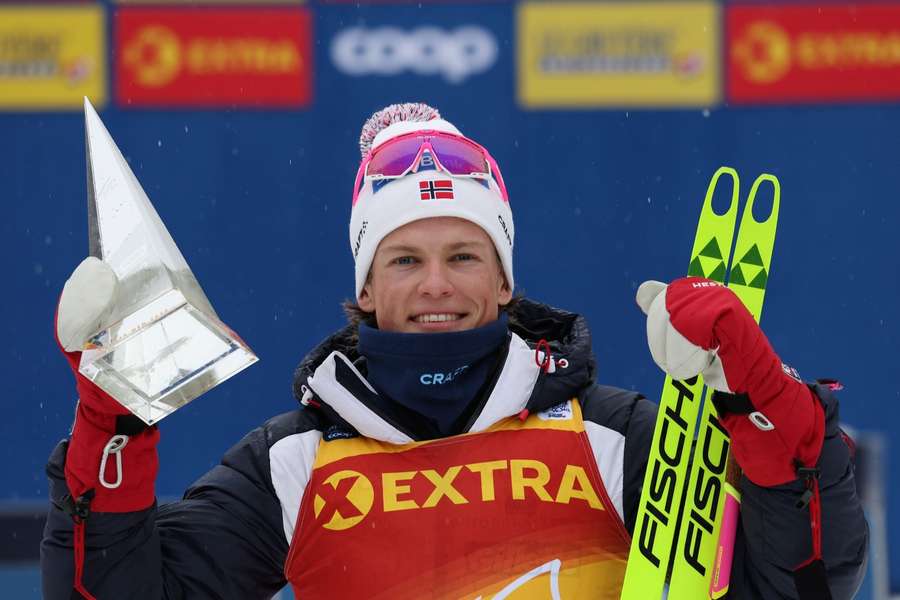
381, 240, 489, 254
447, 241, 488, 251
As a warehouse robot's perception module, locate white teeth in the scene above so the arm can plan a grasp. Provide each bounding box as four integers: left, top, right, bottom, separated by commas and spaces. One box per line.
414, 313, 461, 323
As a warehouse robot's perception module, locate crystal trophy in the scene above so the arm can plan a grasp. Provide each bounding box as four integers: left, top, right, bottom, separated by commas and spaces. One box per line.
78, 98, 258, 425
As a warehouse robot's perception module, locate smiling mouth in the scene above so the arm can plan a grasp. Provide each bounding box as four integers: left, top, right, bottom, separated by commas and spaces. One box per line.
411, 313, 465, 324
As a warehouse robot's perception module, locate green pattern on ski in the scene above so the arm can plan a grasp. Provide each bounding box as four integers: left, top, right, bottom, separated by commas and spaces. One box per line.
621, 167, 740, 600
667, 173, 780, 599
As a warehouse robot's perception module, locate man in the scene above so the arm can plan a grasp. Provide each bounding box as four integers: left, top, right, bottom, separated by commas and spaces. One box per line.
42, 103, 867, 599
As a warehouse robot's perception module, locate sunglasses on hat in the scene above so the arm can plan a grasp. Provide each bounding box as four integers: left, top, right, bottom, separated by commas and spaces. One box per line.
352, 130, 510, 206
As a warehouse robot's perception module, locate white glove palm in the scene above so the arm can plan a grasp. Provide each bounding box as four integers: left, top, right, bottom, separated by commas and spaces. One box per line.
57, 257, 119, 352
635, 280, 729, 391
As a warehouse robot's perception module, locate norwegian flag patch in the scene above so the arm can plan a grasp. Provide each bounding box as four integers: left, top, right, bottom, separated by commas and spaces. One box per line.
419, 179, 454, 200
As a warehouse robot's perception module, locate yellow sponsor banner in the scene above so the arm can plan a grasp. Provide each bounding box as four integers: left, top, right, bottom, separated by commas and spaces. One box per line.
0, 5, 106, 110
517, 1, 719, 107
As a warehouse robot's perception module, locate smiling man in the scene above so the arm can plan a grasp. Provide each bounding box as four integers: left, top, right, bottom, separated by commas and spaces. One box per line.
358, 218, 511, 333
42, 104, 867, 599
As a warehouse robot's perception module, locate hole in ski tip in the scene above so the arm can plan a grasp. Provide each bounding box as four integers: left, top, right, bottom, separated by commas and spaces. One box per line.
709, 169, 738, 217
749, 177, 778, 224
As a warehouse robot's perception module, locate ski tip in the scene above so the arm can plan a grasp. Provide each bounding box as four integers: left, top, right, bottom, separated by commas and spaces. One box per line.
702, 166, 741, 219
743, 174, 781, 226
713, 165, 739, 178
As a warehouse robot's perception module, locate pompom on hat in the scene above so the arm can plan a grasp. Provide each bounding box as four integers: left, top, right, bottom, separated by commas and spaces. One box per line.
350, 103, 514, 299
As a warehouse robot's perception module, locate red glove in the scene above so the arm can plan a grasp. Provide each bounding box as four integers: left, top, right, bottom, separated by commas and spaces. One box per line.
57, 258, 159, 513
636, 277, 825, 486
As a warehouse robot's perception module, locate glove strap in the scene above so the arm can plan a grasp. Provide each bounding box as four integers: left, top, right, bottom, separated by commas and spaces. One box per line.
59, 489, 98, 600
115, 414, 150, 436
710, 390, 754, 415
715, 390, 833, 599
73, 519, 98, 600
792, 465, 832, 600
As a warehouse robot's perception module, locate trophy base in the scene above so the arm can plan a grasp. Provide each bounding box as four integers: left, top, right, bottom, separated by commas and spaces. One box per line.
79, 289, 258, 425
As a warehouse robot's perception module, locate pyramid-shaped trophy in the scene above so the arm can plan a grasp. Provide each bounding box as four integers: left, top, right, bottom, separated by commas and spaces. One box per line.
78, 98, 258, 425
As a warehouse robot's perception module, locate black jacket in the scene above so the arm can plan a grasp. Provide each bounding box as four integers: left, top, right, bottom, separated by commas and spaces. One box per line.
41, 300, 868, 599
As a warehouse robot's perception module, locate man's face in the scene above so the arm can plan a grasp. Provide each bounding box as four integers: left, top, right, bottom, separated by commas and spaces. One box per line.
358, 217, 512, 333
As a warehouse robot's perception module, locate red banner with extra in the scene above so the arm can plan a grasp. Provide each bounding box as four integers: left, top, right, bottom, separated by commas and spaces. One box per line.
115, 7, 312, 107
728, 3, 900, 104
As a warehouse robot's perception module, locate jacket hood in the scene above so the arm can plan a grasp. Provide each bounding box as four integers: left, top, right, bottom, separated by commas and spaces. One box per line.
293, 298, 597, 412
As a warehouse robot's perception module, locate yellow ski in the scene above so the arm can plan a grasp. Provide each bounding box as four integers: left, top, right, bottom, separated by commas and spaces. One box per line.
668, 174, 780, 599
621, 167, 741, 600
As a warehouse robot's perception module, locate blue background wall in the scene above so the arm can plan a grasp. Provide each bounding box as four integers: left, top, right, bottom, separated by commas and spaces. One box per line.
4, 0, 899, 594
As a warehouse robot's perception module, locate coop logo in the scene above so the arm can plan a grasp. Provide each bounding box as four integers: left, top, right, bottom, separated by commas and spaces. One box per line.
314, 459, 605, 531
115, 8, 311, 107
330, 25, 498, 83
538, 401, 573, 421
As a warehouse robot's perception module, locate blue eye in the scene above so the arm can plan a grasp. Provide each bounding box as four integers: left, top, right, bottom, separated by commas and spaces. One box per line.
453, 253, 475, 261
395, 256, 416, 265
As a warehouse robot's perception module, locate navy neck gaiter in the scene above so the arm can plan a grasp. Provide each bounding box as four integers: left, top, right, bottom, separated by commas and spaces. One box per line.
357, 314, 509, 436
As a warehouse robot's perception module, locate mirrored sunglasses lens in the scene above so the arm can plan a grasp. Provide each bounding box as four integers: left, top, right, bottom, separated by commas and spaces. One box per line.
431, 138, 488, 174
367, 138, 423, 177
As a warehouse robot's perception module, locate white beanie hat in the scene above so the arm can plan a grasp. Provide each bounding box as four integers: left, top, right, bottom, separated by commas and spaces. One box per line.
350, 103, 514, 299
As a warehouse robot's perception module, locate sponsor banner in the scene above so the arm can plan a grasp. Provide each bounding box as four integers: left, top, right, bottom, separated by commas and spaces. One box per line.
321, 0, 502, 3
330, 24, 498, 84
115, 8, 311, 107
728, 4, 900, 103
0, 5, 105, 110
115, 0, 303, 3
517, 1, 719, 107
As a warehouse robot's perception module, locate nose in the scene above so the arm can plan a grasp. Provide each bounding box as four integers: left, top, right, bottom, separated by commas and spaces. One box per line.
417, 260, 454, 298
